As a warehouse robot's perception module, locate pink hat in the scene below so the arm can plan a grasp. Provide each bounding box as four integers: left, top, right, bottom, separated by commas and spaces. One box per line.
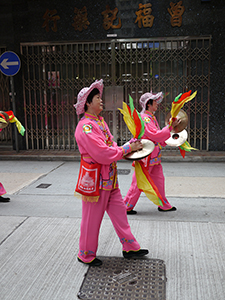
74, 79, 104, 115
139, 91, 163, 114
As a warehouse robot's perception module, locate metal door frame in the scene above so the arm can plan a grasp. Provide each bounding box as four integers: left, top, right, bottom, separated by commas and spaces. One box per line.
20, 36, 211, 151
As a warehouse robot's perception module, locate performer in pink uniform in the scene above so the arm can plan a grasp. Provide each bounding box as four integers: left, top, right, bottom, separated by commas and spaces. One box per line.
124, 92, 180, 214
74, 79, 148, 266
0, 182, 10, 202
0, 110, 24, 203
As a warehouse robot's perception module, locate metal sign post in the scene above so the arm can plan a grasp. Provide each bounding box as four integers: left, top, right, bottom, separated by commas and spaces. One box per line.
0, 51, 21, 152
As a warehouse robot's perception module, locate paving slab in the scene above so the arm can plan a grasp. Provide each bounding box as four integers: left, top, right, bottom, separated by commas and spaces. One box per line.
0, 215, 27, 244
0, 217, 225, 300
1, 195, 225, 224
0, 161, 64, 195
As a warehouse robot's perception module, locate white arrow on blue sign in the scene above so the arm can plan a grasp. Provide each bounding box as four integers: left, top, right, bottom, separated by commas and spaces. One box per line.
0, 51, 21, 76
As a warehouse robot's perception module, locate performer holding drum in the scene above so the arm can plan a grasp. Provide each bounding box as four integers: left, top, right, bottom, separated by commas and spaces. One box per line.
0, 110, 25, 203
74, 79, 149, 266
124, 91, 180, 214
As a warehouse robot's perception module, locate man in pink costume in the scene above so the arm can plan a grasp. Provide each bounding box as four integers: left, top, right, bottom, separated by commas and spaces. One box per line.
124, 92, 180, 214
74, 79, 149, 266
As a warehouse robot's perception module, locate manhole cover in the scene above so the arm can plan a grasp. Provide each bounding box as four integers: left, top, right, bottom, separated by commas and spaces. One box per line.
36, 183, 52, 189
117, 169, 130, 175
77, 256, 166, 300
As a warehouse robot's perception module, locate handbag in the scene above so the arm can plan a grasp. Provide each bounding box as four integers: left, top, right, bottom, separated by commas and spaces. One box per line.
75, 157, 101, 198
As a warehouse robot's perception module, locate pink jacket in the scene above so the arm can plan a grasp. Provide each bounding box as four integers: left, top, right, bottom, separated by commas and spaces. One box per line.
141, 111, 173, 165
75, 113, 132, 191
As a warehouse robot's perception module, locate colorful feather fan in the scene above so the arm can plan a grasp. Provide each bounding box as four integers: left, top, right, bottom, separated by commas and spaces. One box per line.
118, 95, 145, 139
0, 110, 25, 136
170, 90, 198, 157
135, 160, 165, 207
169, 90, 197, 123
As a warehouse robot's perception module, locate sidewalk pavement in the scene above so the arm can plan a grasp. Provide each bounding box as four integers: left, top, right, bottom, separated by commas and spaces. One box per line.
0, 149, 225, 162
0, 159, 225, 300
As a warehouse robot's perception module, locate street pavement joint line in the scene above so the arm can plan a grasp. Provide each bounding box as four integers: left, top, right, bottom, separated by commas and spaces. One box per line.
0, 216, 29, 246
27, 162, 66, 184
47, 162, 65, 174
14, 162, 65, 194
29, 162, 65, 179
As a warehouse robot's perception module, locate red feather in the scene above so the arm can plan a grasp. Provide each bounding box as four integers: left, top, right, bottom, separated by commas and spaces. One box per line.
133, 109, 142, 138
175, 90, 192, 104
127, 104, 132, 117
179, 147, 186, 158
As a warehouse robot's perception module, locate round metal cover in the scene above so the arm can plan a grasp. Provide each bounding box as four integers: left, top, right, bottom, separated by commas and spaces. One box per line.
125, 139, 155, 161
165, 129, 188, 147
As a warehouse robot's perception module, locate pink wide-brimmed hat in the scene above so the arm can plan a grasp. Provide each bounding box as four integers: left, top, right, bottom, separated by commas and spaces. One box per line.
139, 91, 163, 114
74, 79, 104, 115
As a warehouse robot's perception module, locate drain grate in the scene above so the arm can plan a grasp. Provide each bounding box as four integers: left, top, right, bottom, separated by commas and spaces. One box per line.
77, 256, 166, 300
36, 183, 52, 189
117, 169, 130, 175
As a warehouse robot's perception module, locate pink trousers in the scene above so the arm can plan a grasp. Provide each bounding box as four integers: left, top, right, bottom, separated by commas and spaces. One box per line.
78, 188, 140, 263
0, 183, 6, 196
124, 163, 173, 211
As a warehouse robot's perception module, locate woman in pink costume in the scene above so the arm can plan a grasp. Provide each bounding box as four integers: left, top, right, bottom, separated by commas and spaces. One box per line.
74, 79, 148, 266
124, 92, 180, 215
0, 183, 10, 202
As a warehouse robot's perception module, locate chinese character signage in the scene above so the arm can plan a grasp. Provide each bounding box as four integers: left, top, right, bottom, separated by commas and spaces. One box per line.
102, 5, 121, 30
72, 7, 90, 32
42, 9, 60, 32
135, 3, 154, 28
42, 2, 186, 34
168, 1, 185, 27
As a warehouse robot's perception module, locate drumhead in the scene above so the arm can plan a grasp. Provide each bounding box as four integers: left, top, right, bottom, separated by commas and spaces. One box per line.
125, 139, 155, 161
165, 129, 188, 147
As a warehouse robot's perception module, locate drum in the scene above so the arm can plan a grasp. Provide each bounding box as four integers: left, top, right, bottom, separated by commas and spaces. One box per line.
165, 129, 188, 147
124, 139, 155, 161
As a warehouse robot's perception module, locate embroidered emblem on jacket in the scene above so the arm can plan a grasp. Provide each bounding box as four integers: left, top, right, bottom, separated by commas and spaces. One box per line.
144, 116, 151, 123
83, 124, 92, 134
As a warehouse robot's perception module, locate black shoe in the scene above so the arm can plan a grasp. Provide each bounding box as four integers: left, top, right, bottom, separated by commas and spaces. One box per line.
127, 210, 137, 215
158, 206, 177, 212
123, 249, 149, 259
77, 257, 102, 266
0, 196, 10, 202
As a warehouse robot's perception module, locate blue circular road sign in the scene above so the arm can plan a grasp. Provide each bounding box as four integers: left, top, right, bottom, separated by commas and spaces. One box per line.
0, 51, 21, 76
